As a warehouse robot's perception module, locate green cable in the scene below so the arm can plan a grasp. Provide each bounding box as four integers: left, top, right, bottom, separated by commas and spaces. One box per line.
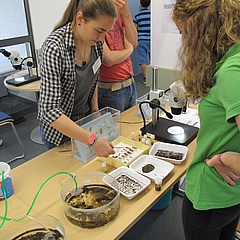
0, 171, 8, 229
0, 171, 78, 229
26, 171, 78, 216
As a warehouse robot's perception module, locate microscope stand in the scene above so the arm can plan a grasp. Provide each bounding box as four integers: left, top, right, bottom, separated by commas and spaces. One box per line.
140, 117, 199, 146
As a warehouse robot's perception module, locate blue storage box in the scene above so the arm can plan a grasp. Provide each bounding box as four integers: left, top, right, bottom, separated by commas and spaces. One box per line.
151, 187, 173, 210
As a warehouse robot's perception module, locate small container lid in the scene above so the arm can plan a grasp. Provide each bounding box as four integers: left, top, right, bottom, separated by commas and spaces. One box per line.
150, 134, 155, 140
155, 177, 162, 185
102, 161, 106, 167
0, 162, 11, 177
145, 139, 150, 145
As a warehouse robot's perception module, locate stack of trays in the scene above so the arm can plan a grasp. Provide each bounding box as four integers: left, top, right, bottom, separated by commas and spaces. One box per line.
103, 137, 189, 200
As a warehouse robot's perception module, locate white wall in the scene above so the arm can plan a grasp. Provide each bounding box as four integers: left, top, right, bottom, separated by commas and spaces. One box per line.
29, 0, 141, 74
7, 0, 182, 99
5, 1, 181, 71
151, 0, 181, 69
129, 0, 141, 75
28, 0, 68, 49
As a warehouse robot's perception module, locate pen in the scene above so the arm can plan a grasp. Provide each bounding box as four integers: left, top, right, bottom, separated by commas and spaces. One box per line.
55, 150, 72, 154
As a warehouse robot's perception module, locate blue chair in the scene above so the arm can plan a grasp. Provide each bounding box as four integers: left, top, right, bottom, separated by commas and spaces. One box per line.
0, 111, 25, 163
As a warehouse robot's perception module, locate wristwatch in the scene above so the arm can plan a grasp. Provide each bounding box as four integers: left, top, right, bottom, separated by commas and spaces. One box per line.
87, 133, 97, 147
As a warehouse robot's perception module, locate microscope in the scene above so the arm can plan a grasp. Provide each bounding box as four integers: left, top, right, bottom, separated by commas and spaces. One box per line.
0, 49, 23, 70
0, 44, 40, 86
139, 67, 198, 146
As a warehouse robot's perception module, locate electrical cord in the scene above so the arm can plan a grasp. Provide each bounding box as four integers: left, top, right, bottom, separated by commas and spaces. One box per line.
0, 171, 78, 229
120, 120, 144, 124
139, 100, 173, 129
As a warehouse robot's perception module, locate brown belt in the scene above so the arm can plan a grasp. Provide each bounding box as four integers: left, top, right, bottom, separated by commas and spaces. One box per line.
98, 77, 134, 92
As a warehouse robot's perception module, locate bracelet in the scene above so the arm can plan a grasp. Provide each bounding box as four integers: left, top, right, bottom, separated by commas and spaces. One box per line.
90, 135, 99, 148
87, 133, 98, 147
218, 153, 224, 164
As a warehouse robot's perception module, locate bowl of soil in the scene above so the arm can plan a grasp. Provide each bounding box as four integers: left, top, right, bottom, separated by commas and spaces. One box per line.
1, 213, 65, 239
60, 171, 120, 228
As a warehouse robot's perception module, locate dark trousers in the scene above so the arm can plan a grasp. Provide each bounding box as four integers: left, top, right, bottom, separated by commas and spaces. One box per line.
182, 194, 240, 240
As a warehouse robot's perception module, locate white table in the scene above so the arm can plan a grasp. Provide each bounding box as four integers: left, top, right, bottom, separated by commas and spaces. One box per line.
4, 70, 42, 144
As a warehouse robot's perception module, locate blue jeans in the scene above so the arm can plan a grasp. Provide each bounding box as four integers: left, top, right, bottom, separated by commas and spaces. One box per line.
40, 124, 69, 150
182, 194, 240, 240
98, 82, 137, 112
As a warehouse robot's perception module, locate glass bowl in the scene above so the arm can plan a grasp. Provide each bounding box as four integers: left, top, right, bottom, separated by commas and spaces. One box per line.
1, 213, 65, 239
60, 171, 120, 228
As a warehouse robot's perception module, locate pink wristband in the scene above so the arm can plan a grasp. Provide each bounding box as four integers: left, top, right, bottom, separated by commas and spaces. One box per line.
218, 153, 224, 164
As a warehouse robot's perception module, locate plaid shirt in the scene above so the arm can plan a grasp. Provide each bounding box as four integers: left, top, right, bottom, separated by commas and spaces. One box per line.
38, 23, 103, 145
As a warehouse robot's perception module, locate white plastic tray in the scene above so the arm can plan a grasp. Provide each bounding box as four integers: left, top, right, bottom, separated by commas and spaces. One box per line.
129, 155, 174, 181
149, 142, 188, 164
107, 166, 151, 200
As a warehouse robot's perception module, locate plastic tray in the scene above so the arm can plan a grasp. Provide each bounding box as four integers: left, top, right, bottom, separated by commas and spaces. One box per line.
149, 142, 188, 164
129, 155, 174, 181
98, 136, 150, 168
107, 166, 151, 200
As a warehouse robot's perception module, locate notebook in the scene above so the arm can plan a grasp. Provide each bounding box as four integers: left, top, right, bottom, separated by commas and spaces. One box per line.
6, 74, 40, 86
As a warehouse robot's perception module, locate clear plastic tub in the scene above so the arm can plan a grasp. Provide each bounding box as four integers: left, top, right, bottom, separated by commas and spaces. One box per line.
72, 107, 120, 163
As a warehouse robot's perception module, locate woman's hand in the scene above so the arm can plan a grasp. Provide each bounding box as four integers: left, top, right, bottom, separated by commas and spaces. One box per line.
205, 154, 240, 186
92, 137, 115, 157
114, 0, 129, 16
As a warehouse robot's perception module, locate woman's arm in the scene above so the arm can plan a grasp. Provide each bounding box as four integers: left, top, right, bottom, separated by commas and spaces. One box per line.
220, 152, 240, 174
205, 152, 240, 186
102, 37, 133, 67
51, 115, 114, 157
205, 114, 240, 186
115, 0, 138, 48
91, 83, 99, 112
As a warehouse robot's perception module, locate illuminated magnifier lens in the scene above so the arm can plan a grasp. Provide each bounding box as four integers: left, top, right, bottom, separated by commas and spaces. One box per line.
167, 126, 185, 135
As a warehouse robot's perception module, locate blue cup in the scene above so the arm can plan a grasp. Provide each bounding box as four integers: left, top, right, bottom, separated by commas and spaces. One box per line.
0, 162, 14, 200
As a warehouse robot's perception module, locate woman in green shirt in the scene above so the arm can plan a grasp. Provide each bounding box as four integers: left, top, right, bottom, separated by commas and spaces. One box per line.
172, 1, 240, 239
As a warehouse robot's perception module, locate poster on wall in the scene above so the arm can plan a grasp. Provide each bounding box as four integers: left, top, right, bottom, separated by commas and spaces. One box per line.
162, 0, 179, 34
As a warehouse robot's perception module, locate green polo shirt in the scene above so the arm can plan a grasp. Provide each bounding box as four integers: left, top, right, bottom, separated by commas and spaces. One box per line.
185, 43, 240, 210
